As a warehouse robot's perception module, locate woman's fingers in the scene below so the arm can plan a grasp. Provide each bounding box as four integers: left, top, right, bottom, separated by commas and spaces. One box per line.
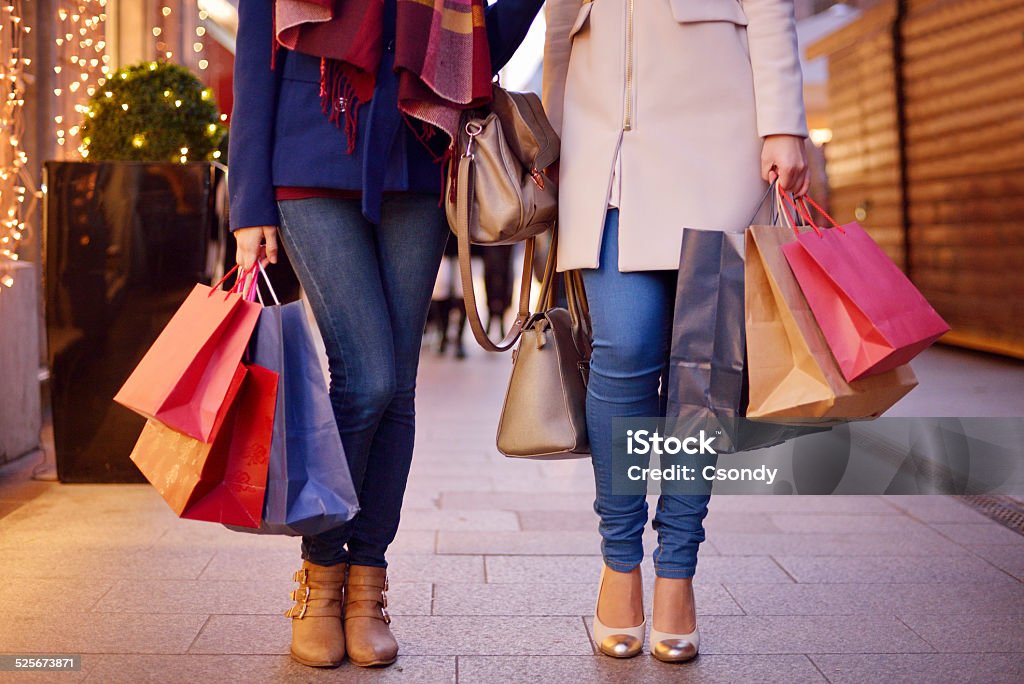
262, 226, 279, 264
234, 225, 273, 273
776, 164, 804, 193
761, 135, 809, 193
795, 172, 811, 199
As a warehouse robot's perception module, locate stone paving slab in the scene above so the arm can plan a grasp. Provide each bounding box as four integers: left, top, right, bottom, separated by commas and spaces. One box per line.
0, 544, 215, 580
90, 579, 432, 616
437, 530, 605, 556
439, 492, 596, 512
767, 513, 934, 534
882, 496, 999, 523
708, 495, 902, 515
0, 613, 208, 654
397, 509, 520, 532
75, 655, 455, 684
898, 613, 1024, 653
687, 615, 934, 654
455, 654, 826, 684
0, 577, 114, 613
710, 529, 970, 556
723, 582, 1024, 616
930, 522, 1024, 546
809, 653, 1024, 684
189, 615, 594, 657
965, 543, 1024, 580
391, 617, 594, 656
773, 554, 1021, 584
431, 581, 743, 617
484, 555, 794, 585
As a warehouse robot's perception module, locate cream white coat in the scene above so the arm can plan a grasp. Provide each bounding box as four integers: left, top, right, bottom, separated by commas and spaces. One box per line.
543, 0, 809, 271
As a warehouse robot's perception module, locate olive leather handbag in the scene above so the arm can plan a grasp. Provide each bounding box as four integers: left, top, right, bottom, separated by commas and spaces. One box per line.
496, 229, 592, 459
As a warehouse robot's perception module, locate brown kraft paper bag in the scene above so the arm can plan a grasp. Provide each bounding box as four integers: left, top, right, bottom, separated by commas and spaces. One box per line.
745, 224, 917, 420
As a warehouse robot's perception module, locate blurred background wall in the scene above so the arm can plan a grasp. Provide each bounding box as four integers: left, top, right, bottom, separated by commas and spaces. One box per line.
807, 0, 1024, 359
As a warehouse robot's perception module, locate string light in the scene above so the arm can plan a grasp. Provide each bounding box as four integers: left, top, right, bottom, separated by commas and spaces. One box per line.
195, 6, 209, 71
153, 6, 173, 62
0, 0, 39, 287
52, 0, 108, 156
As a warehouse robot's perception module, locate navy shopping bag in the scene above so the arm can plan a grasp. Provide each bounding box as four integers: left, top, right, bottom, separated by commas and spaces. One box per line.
226, 273, 359, 536
666, 226, 834, 454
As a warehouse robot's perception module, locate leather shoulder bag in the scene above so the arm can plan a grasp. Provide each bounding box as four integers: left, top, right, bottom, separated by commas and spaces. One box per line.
446, 85, 560, 352
496, 228, 592, 459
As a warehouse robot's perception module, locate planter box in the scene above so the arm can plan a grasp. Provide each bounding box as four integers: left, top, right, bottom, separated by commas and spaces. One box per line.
0, 261, 42, 464
44, 161, 225, 482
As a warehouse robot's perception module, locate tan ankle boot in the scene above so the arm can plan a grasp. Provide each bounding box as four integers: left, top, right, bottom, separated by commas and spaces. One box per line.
285, 560, 347, 667
344, 565, 398, 667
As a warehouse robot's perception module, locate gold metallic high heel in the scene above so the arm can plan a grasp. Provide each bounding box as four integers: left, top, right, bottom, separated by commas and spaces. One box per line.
592, 565, 645, 658
649, 625, 699, 663
650, 579, 699, 663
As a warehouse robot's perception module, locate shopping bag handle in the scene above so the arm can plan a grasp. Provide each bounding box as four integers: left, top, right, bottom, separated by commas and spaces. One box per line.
210, 263, 258, 299
776, 187, 825, 238
748, 180, 778, 226
795, 194, 846, 236
248, 262, 281, 306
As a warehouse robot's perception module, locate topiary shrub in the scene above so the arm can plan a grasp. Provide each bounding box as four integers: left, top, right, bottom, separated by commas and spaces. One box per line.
80, 61, 226, 163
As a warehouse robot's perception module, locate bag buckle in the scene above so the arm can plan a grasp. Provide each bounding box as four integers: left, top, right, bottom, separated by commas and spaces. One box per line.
462, 121, 483, 159
530, 168, 545, 190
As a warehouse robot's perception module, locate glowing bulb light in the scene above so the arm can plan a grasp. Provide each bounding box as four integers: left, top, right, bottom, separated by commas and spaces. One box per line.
1, 0, 41, 287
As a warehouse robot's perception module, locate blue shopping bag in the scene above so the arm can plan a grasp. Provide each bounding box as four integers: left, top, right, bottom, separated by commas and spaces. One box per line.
226, 272, 359, 535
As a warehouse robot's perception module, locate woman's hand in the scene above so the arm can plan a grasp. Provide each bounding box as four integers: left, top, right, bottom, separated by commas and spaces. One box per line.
235, 225, 279, 274
761, 135, 809, 197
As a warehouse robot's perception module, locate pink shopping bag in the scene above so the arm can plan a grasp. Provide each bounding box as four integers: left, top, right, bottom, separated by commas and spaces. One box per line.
115, 265, 261, 442
779, 195, 950, 382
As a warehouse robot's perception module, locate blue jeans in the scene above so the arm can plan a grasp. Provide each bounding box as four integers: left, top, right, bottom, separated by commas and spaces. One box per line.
277, 195, 449, 568
583, 210, 711, 579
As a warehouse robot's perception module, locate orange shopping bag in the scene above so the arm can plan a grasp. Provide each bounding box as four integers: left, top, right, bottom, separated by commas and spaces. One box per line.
130, 363, 278, 528
115, 265, 261, 442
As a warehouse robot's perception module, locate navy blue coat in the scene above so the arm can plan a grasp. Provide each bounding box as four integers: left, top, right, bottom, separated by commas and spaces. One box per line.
229, 0, 544, 229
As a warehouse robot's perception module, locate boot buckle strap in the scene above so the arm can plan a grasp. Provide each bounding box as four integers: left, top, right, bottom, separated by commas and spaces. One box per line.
293, 568, 309, 584
287, 586, 311, 619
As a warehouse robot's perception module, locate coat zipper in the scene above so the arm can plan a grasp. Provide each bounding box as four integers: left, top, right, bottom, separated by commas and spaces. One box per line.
623, 0, 635, 131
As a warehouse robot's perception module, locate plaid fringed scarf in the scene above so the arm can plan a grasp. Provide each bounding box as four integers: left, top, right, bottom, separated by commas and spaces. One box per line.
274, 0, 493, 157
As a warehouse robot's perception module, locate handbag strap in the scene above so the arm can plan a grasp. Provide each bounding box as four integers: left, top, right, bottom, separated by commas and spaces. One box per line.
535, 223, 592, 343
455, 151, 533, 352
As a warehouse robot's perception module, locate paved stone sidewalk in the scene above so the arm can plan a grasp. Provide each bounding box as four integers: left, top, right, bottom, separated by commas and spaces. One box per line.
0, 345, 1022, 683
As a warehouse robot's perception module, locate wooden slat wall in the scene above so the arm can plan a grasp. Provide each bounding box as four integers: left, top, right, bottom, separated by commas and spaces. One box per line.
816, 5, 905, 267
809, 0, 1024, 359
902, 0, 1024, 357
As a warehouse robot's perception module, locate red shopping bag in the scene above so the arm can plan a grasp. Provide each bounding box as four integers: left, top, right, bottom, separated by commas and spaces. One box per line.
130, 363, 278, 528
115, 266, 261, 442
780, 196, 949, 382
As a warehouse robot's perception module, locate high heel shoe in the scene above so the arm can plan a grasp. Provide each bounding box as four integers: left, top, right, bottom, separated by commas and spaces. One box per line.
592, 565, 646, 658
649, 625, 699, 663
649, 579, 699, 663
